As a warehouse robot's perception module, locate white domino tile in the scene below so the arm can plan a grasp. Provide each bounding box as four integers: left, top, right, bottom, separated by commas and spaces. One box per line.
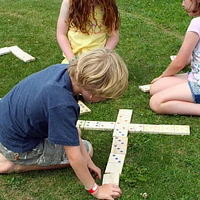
174, 125, 190, 135
118, 109, 133, 117
84, 121, 100, 130
113, 124, 129, 137
139, 84, 150, 92
111, 144, 127, 154
128, 124, 144, 132
112, 136, 128, 146
159, 125, 175, 134
143, 124, 159, 133
170, 55, 177, 61
99, 121, 115, 131
0, 47, 11, 56
105, 162, 124, 174
78, 100, 91, 114
108, 153, 126, 164
102, 173, 120, 185
116, 115, 132, 124
76, 120, 86, 129
9, 46, 35, 63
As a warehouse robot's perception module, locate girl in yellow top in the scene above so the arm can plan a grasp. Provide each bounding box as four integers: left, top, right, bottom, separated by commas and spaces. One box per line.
57, 0, 120, 64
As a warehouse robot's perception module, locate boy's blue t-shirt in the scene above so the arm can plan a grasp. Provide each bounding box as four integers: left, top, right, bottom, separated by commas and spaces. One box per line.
0, 64, 80, 153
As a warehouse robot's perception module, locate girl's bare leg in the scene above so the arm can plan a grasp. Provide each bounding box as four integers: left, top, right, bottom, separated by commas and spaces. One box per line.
150, 73, 188, 95
150, 81, 200, 115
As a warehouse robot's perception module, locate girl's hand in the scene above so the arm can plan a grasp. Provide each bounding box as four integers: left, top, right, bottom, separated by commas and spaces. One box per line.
151, 75, 163, 84
92, 184, 122, 200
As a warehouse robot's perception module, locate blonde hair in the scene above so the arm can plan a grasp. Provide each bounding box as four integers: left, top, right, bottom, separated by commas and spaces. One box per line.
68, 48, 128, 99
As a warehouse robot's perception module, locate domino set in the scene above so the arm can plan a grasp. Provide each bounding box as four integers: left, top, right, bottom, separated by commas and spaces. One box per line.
0, 46, 35, 63
77, 120, 190, 136
77, 109, 190, 186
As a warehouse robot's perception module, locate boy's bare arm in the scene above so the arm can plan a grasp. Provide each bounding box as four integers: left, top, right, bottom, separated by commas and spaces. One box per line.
64, 145, 96, 190
79, 138, 101, 179
64, 145, 122, 199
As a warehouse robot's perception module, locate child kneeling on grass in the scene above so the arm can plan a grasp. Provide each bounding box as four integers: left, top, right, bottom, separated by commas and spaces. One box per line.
0, 48, 128, 200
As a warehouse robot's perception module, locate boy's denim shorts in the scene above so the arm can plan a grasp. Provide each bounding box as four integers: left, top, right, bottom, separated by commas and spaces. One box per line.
188, 81, 200, 103
0, 140, 92, 167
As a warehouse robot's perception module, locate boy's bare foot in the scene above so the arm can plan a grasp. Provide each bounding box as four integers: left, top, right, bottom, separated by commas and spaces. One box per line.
0, 153, 16, 173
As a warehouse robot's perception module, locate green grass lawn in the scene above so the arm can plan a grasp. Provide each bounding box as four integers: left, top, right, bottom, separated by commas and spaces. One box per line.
1, 0, 200, 199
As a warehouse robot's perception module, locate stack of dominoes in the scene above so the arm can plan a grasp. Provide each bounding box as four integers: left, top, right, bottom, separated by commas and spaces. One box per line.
102, 109, 133, 185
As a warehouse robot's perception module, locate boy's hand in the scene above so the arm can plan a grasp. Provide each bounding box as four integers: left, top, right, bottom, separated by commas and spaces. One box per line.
88, 162, 101, 179
92, 184, 122, 200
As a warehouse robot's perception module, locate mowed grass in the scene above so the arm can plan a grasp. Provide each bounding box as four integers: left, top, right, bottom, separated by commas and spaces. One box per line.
1, 0, 200, 199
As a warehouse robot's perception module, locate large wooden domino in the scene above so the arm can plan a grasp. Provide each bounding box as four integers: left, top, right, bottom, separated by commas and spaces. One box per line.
84, 121, 100, 130
99, 121, 115, 131
139, 84, 150, 92
128, 124, 144, 132
78, 100, 91, 114
113, 123, 129, 137
0, 47, 11, 56
102, 173, 120, 185
105, 162, 124, 174
9, 46, 35, 63
111, 144, 127, 154
76, 120, 86, 129
170, 55, 177, 61
112, 136, 128, 146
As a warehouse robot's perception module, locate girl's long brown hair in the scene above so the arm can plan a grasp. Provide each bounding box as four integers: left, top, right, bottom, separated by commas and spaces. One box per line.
192, 0, 200, 14
68, 0, 120, 34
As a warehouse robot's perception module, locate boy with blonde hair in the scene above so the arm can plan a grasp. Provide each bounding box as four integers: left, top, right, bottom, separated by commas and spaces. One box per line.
0, 48, 128, 200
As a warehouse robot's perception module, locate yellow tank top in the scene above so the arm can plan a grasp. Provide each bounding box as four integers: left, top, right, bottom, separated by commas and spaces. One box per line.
62, 5, 107, 63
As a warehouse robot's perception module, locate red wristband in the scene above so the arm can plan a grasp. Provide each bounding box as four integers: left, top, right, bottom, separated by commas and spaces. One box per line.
87, 183, 98, 194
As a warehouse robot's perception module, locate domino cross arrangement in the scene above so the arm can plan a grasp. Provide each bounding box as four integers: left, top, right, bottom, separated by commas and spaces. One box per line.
77, 109, 190, 185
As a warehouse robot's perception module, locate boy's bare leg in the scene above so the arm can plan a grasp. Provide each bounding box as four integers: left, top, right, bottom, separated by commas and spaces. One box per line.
0, 153, 70, 173
0, 147, 93, 173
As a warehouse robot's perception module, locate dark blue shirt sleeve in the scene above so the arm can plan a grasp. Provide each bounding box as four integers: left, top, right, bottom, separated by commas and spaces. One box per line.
48, 105, 80, 146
